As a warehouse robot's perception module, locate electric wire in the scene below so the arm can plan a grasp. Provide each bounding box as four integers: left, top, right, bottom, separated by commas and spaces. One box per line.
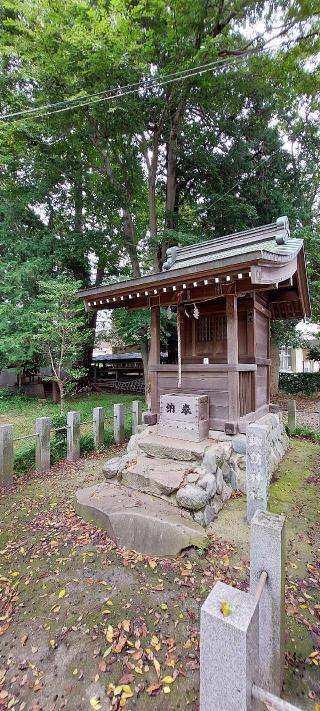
1, 42, 286, 125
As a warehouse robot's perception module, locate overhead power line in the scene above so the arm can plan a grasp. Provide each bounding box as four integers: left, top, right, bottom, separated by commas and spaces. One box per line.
0, 43, 283, 125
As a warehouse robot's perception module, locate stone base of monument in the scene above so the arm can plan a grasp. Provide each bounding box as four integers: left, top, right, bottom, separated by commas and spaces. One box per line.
75, 412, 288, 555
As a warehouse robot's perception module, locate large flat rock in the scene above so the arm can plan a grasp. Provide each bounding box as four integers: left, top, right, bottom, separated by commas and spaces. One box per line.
137, 427, 211, 461
75, 482, 208, 556
121, 455, 193, 496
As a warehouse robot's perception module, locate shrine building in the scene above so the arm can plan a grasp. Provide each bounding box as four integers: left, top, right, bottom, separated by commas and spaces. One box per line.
78, 216, 310, 435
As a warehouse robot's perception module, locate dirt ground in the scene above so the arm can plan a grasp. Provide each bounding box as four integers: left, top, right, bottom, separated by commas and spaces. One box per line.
0, 440, 319, 711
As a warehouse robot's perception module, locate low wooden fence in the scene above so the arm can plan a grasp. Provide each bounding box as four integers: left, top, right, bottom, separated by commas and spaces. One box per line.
0, 400, 143, 488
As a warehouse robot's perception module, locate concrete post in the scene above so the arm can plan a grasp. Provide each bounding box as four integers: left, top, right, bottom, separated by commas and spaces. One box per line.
287, 399, 296, 434
200, 581, 260, 711
132, 400, 142, 434
93, 407, 104, 449
0, 425, 14, 488
114, 403, 125, 444
246, 423, 270, 522
36, 417, 51, 472
67, 411, 80, 461
250, 510, 286, 696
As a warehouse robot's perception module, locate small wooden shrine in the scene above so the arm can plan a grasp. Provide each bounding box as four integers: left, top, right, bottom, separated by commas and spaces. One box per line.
79, 217, 310, 434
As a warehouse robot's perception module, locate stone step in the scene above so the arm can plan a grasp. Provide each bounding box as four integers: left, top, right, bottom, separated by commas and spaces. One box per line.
137, 427, 211, 461
75, 482, 208, 556
120, 454, 194, 498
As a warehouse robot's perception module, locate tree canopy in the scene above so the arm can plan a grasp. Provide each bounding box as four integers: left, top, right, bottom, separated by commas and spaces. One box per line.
0, 0, 319, 368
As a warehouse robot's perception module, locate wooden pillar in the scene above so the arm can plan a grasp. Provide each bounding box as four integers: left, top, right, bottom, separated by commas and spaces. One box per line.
226, 296, 239, 427
247, 304, 257, 412
148, 306, 160, 412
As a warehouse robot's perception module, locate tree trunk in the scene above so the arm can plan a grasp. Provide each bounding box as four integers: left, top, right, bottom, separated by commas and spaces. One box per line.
270, 342, 280, 397
57, 379, 65, 413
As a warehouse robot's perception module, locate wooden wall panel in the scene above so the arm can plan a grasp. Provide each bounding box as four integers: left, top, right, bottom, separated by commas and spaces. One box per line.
157, 371, 229, 423
256, 364, 268, 409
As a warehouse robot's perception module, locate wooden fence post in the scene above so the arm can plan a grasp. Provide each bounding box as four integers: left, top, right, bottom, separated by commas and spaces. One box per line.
0, 424, 14, 488
132, 400, 142, 434
93, 407, 104, 449
36, 417, 51, 472
114, 404, 125, 444
67, 411, 80, 461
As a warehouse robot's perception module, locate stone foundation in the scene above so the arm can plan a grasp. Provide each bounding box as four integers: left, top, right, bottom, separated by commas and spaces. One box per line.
102, 413, 288, 528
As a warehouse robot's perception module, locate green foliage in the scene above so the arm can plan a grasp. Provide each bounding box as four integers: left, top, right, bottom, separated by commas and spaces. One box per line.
14, 444, 35, 474
0, 0, 319, 362
109, 307, 174, 350
279, 372, 320, 395
286, 423, 320, 443
308, 345, 320, 362
51, 413, 68, 463
271, 321, 304, 347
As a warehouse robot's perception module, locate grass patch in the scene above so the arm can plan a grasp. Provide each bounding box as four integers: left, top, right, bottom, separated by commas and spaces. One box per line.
0, 391, 145, 474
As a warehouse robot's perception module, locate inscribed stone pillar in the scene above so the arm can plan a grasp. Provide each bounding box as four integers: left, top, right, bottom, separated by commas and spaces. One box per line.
246, 423, 270, 522
200, 581, 260, 711
250, 510, 286, 696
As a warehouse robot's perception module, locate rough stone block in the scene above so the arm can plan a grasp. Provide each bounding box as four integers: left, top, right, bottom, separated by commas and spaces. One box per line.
75, 482, 208, 556
102, 456, 123, 480
143, 411, 157, 426
0, 424, 14, 488
176, 483, 210, 510
250, 510, 286, 696
200, 581, 260, 710
232, 434, 247, 454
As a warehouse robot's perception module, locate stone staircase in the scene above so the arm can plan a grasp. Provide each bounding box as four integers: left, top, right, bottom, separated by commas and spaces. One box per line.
75, 426, 241, 556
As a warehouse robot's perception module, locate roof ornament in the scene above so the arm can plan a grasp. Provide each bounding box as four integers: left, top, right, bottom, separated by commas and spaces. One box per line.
275, 216, 290, 244
163, 246, 178, 270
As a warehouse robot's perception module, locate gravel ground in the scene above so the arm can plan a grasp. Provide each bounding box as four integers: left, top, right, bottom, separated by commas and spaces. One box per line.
275, 393, 320, 430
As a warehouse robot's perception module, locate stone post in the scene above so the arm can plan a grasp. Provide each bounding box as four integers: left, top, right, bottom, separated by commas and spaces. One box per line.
0, 424, 14, 488
132, 400, 142, 435
250, 510, 286, 697
36, 417, 51, 472
67, 411, 80, 462
93, 407, 104, 450
246, 423, 270, 522
114, 403, 125, 444
200, 581, 260, 711
287, 399, 296, 434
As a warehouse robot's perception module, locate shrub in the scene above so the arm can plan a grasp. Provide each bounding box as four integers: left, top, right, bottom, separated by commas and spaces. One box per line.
279, 372, 320, 395
14, 444, 36, 474
51, 413, 68, 464
286, 423, 320, 443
